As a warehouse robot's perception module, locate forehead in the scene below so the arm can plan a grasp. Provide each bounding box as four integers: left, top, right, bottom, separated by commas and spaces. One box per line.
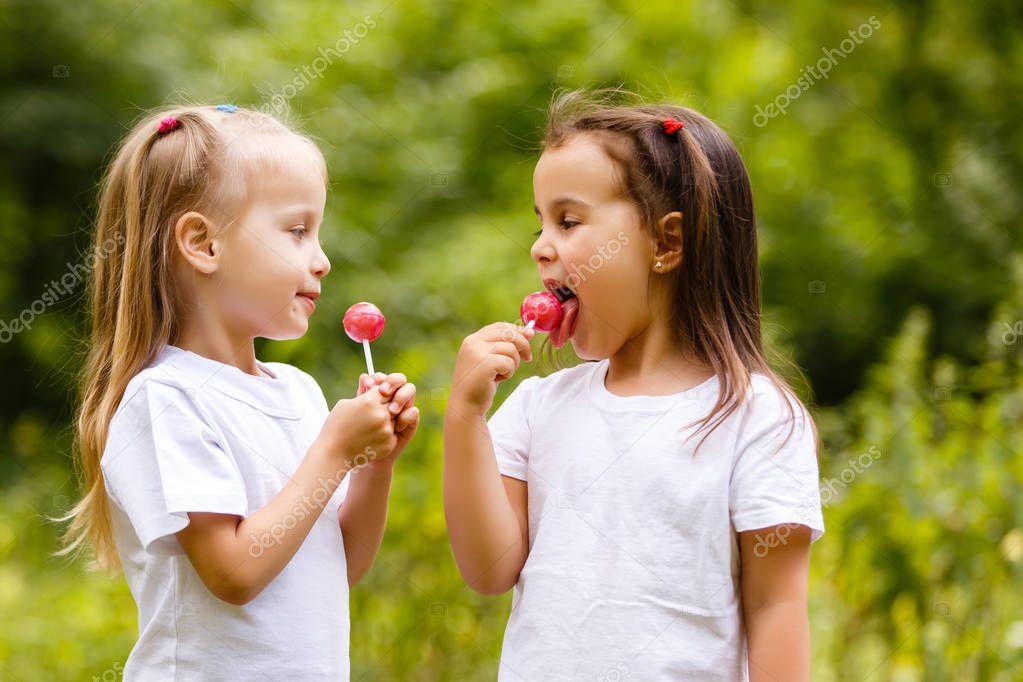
533, 133, 627, 204
251, 159, 326, 211
223, 132, 327, 214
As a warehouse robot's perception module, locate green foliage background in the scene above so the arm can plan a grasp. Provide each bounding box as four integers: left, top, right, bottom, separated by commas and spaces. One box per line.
0, 0, 1020, 679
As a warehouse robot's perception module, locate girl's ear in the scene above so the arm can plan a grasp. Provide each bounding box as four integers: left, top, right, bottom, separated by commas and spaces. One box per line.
652, 211, 684, 272
174, 211, 221, 275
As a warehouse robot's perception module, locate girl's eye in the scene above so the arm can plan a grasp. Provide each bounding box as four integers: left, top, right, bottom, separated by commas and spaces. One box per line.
534, 219, 579, 237
290, 226, 307, 239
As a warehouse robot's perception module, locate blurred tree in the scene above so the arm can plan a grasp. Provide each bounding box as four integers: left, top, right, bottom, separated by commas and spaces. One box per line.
0, 0, 1019, 679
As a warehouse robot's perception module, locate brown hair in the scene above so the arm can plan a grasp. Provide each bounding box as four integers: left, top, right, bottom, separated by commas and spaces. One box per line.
542, 89, 815, 453
57, 105, 326, 571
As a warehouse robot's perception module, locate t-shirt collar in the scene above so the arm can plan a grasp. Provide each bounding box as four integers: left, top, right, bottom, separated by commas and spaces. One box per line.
587, 358, 720, 412
149, 344, 302, 419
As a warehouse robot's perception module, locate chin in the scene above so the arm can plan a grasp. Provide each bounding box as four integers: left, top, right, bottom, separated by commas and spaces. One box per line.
264, 321, 309, 341
286, 323, 310, 340
573, 347, 609, 362
568, 336, 604, 362
569, 327, 621, 361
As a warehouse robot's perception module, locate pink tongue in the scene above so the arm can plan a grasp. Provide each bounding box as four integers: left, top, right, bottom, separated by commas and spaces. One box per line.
551, 297, 579, 349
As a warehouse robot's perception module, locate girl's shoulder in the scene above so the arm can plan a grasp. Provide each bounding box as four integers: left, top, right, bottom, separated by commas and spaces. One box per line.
113, 346, 325, 425
116, 347, 195, 415
744, 372, 811, 421
491, 361, 603, 424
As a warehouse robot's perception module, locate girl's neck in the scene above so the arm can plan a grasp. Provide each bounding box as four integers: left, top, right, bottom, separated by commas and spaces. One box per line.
174, 318, 265, 378
604, 315, 713, 398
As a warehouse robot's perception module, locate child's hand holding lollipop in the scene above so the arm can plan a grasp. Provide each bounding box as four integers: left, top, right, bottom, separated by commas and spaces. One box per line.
343, 302, 419, 467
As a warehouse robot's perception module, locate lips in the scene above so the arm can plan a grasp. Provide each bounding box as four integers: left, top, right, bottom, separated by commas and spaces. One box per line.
297, 291, 319, 312
542, 278, 579, 349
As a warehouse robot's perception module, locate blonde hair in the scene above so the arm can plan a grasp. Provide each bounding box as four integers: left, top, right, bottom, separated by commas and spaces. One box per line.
57, 105, 326, 571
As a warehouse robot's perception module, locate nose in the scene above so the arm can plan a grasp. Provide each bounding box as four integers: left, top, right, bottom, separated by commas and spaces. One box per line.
313, 242, 331, 278
530, 228, 556, 265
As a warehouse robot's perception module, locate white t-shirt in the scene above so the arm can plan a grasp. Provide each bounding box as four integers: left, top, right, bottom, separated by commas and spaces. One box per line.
101, 345, 351, 681
488, 360, 825, 681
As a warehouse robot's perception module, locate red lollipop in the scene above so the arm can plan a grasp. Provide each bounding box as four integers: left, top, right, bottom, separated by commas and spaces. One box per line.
520, 291, 563, 332
343, 302, 386, 374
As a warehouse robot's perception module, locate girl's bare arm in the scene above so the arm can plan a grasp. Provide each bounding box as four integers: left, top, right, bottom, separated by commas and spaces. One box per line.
443, 322, 533, 594
740, 524, 813, 682
177, 388, 395, 605
444, 404, 528, 594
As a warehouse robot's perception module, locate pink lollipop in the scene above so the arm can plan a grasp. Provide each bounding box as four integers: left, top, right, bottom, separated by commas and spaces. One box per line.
343, 302, 386, 374
520, 291, 563, 332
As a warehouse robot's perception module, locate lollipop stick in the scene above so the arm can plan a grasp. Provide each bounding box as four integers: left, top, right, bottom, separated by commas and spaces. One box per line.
362, 339, 375, 375
524, 320, 536, 331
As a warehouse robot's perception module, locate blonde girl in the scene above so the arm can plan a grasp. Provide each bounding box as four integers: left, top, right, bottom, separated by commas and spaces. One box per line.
61, 105, 419, 680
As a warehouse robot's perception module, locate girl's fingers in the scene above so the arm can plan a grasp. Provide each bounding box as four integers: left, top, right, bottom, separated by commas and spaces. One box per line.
359, 385, 391, 404
367, 371, 388, 392
491, 341, 525, 367
491, 325, 532, 362
388, 383, 416, 414
380, 372, 407, 397
489, 349, 520, 382
359, 373, 386, 394
395, 406, 419, 433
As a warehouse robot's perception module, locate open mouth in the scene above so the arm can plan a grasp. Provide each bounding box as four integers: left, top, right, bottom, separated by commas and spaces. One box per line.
542, 278, 580, 348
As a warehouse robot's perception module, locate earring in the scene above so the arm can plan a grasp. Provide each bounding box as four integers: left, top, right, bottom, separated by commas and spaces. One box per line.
655, 261, 663, 270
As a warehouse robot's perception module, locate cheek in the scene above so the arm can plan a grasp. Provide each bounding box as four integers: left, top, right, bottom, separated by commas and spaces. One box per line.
217, 241, 295, 306
578, 239, 648, 298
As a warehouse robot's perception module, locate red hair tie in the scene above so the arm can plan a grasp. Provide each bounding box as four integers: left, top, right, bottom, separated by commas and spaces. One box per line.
662, 117, 685, 135
157, 116, 180, 135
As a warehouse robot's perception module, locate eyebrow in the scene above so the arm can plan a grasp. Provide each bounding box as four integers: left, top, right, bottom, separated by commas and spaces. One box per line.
278, 206, 320, 221
533, 197, 593, 216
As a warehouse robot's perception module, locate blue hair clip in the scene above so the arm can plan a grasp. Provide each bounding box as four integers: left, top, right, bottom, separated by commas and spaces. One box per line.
215, 104, 238, 113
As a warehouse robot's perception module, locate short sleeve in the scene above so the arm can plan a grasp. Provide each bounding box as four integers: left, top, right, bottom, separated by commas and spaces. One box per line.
101, 379, 248, 555
729, 388, 825, 543
487, 376, 540, 481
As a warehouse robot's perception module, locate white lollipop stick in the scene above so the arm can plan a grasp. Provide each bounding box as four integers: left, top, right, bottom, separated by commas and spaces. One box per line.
362, 339, 375, 375
524, 320, 536, 331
